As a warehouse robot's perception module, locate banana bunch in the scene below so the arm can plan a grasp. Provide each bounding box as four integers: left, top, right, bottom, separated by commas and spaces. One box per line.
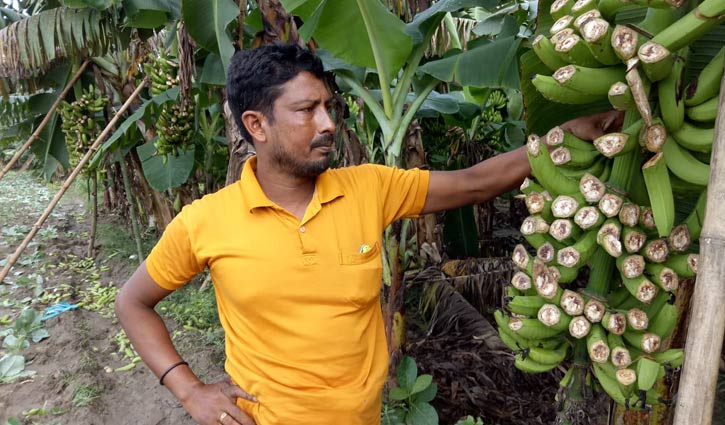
499, 0, 724, 409
0, 96, 31, 130
58, 84, 108, 171
143, 53, 194, 158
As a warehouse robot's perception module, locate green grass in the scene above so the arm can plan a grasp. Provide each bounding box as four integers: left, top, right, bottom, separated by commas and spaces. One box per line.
71, 384, 101, 408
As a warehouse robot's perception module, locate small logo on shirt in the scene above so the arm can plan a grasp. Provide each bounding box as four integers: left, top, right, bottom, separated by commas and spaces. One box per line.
359, 243, 372, 254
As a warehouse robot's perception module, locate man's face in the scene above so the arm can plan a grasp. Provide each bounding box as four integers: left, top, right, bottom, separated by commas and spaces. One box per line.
264, 71, 336, 178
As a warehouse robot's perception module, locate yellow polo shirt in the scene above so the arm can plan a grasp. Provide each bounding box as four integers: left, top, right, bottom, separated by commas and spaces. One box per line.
145, 157, 429, 424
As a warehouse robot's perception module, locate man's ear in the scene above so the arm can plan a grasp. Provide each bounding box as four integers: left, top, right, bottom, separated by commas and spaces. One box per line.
241, 111, 267, 144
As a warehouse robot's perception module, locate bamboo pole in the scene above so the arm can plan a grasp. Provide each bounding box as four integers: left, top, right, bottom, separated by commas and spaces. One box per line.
0, 60, 90, 181
0, 79, 148, 283
672, 66, 725, 425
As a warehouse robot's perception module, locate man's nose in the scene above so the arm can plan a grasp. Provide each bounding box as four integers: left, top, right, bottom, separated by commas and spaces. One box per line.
317, 106, 336, 134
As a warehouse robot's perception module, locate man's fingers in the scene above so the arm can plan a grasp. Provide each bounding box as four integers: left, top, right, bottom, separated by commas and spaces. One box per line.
226, 405, 256, 425
226, 385, 258, 402
602, 110, 625, 133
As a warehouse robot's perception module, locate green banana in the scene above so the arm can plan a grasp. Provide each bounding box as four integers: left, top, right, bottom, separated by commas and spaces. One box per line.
587, 324, 611, 363
528, 343, 570, 365
662, 136, 710, 186
642, 152, 675, 237
532, 74, 604, 104
652, 348, 684, 368
685, 96, 718, 122
552, 64, 626, 96
533, 34, 570, 71
672, 122, 715, 153
684, 45, 724, 106
635, 357, 662, 392
527, 134, 581, 196
648, 302, 678, 340
657, 49, 687, 131
515, 353, 560, 373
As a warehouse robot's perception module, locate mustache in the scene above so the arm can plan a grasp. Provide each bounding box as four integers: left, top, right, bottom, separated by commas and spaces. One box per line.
310, 134, 335, 149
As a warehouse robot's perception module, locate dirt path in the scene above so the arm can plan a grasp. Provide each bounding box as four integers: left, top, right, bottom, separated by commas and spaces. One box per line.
0, 171, 224, 425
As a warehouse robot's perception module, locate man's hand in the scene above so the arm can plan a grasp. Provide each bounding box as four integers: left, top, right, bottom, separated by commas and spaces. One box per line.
559, 109, 624, 141
180, 380, 257, 425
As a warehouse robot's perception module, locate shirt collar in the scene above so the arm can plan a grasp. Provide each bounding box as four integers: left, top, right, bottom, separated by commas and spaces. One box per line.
239, 156, 344, 212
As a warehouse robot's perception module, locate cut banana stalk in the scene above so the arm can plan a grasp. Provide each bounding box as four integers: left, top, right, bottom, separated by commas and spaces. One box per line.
512, 271, 533, 291
668, 223, 691, 252
642, 238, 669, 264
550, 0, 574, 20
625, 59, 654, 127
573, 9, 601, 29
513, 244, 532, 270
599, 193, 624, 218
550, 218, 580, 242
608, 81, 634, 111
557, 229, 599, 268
611, 25, 638, 61
663, 253, 698, 278
623, 331, 661, 354
552, 194, 583, 218
639, 206, 657, 231
587, 324, 611, 363
555, 34, 603, 67
645, 263, 679, 292
622, 274, 658, 304
584, 298, 606, 323
609, 333, 633, 368
626, 308, 649, 331
603, 311, 627, 335
537, 242, 557, 263
550, 146, 600, 168
551, 15, 575, 34
617, 254, 646, 279
637, 42, 673, 82
569, 315, 592, 338
560, 290, 586, 316
640, 119, 668, 153
619, 203, 641, 227
580, 18, 619, 65
574, 206, 606, 230
580, 173, 607, 203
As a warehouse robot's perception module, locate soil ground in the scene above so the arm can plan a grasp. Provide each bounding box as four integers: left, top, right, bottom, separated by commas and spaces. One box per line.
1, 170, 723, 425
0, 170, 225, 425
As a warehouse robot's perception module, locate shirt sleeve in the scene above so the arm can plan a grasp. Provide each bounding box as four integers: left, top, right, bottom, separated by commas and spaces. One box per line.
367, 164, 430, 227
145, 205, 206, 291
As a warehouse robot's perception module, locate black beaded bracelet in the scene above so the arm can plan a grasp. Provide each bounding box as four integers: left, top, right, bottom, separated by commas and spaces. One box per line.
159, 361, 189, 386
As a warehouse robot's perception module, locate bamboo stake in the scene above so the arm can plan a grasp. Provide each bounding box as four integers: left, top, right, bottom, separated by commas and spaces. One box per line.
0, 60, 90, 181
0, 79, 148, 283
672, 65, 725, 425
87, 171, 98, 257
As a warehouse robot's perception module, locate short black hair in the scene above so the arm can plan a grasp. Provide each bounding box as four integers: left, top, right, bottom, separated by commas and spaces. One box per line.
226, 43, 325, 144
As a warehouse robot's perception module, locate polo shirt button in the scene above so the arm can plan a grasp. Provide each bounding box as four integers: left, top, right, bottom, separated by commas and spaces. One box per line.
299, 226, 306, 233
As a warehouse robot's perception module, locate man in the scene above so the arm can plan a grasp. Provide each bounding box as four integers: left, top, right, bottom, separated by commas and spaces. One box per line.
115, 43, 622, 425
